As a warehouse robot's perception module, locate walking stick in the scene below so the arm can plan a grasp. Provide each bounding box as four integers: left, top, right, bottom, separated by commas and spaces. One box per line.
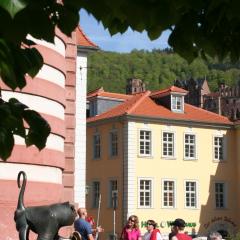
95, 194, 101, 240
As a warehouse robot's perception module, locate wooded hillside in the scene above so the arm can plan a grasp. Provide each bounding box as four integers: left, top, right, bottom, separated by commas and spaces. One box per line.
87, 49, 240, 93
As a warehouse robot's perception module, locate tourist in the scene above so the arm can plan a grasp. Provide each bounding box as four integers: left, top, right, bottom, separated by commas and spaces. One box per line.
208, 232, 222, 240
74, 208, 104, 240
143, 220, 162, 240
170, 218, 192, 240
120, 215, 142, 240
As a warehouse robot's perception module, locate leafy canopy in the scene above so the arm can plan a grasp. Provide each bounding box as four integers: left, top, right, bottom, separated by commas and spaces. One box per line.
87, 50, 240, 94
0, 0, 239, 160
0, 0, 80, 160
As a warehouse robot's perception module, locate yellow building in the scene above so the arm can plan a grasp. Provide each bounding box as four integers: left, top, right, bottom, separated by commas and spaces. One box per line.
86, 86, 239, 239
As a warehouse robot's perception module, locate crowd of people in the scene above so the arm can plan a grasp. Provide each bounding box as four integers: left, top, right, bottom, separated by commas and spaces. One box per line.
74, 208, 222, 240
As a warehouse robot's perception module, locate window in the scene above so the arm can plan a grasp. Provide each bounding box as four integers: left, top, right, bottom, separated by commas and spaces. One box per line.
139, 130, 151, 156
90, 100, 97, 117
92, 181, 100, 208
214, 136, 224, 161
93, 134, 101, 159
171, 95, 183, 112
184, 134, 196, 159
162, 132, 175, 158
162, 180, 175, 208
109, 180, 118, 208
185, 181, 197, 208
139, 179, 152, 207
215, 182, 226, 208
110, 131, 118, 157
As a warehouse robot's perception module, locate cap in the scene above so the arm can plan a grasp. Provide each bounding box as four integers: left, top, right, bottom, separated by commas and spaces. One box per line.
171, 218, 186, 227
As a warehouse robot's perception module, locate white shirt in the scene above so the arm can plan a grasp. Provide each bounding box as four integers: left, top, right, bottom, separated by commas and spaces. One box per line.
144, 232, 163, 240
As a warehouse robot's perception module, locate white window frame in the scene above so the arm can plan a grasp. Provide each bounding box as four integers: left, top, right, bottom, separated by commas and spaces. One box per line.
162, 131, 176, 159
92, 181, 100, 208
108, 179, 118, 208
161, 179, 176, 208
171, 94, 184, 112
93, 133, 101, 159
139, 129, 152, 157
184, 180, 198, 209
109, 130, 118, 157
213, 135, 226, 161
138, 178, 153, 208
184, 133, 197, 160
215, 182, 227, 209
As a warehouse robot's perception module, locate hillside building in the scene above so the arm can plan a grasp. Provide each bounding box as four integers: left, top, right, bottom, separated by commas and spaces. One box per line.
86, 86, 240, 240
174, 79, 240, 121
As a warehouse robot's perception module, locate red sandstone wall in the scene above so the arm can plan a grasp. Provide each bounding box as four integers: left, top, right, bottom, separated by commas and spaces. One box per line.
0, 29, 76, 240
63, 30, 77, 203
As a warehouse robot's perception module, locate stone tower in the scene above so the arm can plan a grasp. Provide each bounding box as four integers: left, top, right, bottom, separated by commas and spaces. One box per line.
126, 78, 146, 94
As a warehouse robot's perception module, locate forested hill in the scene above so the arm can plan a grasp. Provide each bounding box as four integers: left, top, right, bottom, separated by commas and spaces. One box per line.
87, 49, 240, 94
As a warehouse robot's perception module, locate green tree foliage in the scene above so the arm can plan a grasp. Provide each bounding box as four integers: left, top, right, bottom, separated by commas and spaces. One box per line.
87, 50, 240, 93
0, 0, 79, 160
1, 0, 240, 159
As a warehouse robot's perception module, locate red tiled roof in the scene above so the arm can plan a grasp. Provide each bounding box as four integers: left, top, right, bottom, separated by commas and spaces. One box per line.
87, 87, 132, 100
87, 86, 232, 125
87, 87, 104, 98
87, 92, 149, 122
76, 26, 98, 48
150, 86, 188, 98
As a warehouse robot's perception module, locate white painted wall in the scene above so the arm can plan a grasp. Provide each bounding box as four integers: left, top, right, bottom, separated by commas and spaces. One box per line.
27, 35, 66, 56
74, 50, 88, 207
2, 91, 65, 120
123, 121, 137, 221
0, 162, 62, 183
36, 64, 65, 87
14, 133, 64, 151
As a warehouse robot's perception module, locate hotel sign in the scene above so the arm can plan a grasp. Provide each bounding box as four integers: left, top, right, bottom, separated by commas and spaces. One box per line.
141, 221, 197, 228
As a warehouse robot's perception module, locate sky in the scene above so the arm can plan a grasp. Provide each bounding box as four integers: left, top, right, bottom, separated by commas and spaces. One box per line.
79, 9, 170, 53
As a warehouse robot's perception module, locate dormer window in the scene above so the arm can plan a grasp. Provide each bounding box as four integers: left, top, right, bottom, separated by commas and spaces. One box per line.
171, 94, 184, 112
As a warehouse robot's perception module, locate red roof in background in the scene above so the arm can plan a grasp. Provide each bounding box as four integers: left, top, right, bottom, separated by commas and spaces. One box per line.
87, 86, 232, 125
87, 87, 132, 100
76, 26, 98, 48
87, 91, 149, 122
150, 86, 188, 98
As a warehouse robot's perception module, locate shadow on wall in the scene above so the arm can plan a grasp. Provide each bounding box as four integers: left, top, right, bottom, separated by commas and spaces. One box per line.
198, 132, 238, 238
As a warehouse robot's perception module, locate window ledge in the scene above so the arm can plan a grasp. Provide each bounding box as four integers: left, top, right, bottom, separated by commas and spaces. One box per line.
137, 206, 153, 209
172, 109, 184, 113
213, 159, 227, 163
138, 155, 154, 159
215, 207, 227, 210
183, 158, 198, 161
162, 156, 176, 160
161, 206, 176, 209
184, 207, 199, 210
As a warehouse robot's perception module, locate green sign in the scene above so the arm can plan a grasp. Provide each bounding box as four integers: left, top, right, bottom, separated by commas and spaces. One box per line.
141, 221, 197, 228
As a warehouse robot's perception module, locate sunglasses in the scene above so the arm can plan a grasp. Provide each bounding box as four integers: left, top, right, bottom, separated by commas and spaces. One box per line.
129, 219, 135, 222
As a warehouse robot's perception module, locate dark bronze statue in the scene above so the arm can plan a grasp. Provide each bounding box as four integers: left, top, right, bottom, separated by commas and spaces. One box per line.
14, 171, 77, 240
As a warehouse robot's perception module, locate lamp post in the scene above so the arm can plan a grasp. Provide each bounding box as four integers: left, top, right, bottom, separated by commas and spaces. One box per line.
112, 190, 118, 240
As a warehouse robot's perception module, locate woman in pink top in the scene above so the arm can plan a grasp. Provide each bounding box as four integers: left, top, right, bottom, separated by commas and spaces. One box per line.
121, 215, 142, 240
